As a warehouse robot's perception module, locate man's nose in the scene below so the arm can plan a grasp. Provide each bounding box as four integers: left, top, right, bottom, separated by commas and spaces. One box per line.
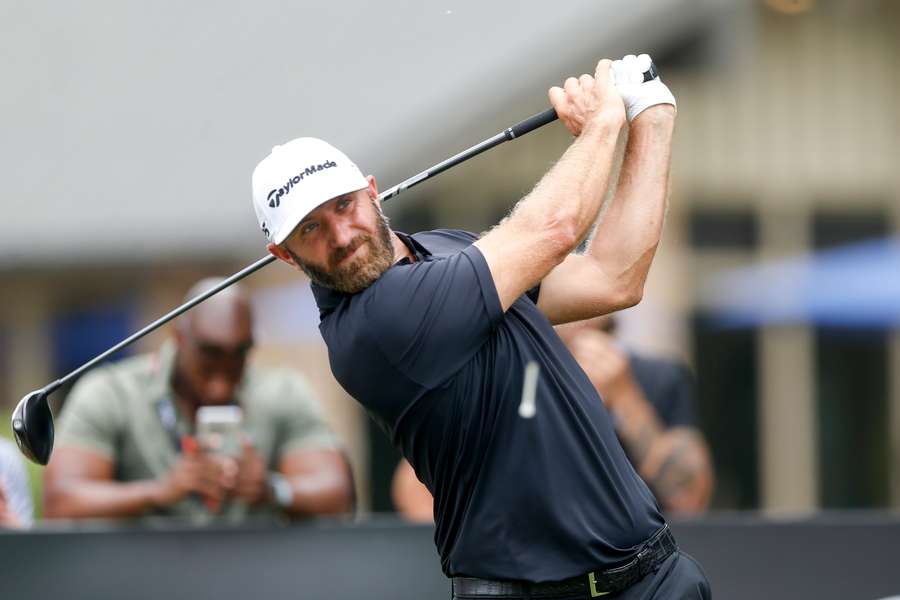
326, 218, 355, 249
205, 376, 235, 404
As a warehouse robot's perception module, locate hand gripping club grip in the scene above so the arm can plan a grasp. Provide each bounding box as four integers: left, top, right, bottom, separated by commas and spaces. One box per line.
504, 61, 658, 141
505, 108, 559, 140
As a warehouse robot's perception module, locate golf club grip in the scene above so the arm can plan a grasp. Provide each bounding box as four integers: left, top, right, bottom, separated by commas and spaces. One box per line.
508, 61, 658, 138
508, 108, 559, 139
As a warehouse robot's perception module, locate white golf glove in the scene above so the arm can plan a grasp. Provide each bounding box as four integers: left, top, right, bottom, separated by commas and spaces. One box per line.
611, 53, 676, 122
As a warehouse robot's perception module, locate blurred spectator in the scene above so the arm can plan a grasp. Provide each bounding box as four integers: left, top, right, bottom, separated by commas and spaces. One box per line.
0, 437, 34, 528
43, 278, 354, 523
556, 316, 713, 514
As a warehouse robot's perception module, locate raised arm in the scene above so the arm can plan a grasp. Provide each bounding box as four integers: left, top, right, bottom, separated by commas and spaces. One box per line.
537, 108, 674, 324
474, 59, 626, 311
537, 55, 676, 324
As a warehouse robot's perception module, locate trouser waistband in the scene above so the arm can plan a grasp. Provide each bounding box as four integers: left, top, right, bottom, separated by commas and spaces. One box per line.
452, 525, 678, 599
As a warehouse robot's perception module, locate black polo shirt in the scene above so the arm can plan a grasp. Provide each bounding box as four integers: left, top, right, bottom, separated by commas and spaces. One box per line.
312, 229, 664, 582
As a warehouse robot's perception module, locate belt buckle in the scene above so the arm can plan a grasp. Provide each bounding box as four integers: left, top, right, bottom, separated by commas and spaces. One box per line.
586, 572, 612, 598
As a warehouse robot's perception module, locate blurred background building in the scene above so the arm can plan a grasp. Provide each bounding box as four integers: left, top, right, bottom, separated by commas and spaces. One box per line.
1, 0, 898, 517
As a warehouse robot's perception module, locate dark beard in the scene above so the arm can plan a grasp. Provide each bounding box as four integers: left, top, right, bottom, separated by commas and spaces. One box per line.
289, 202, 395, 294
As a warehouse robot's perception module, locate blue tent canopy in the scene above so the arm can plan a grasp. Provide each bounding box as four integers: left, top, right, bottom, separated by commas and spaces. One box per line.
705, 237, 900, 328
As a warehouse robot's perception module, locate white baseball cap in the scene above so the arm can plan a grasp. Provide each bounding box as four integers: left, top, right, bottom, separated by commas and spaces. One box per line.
251, 137, 369, 244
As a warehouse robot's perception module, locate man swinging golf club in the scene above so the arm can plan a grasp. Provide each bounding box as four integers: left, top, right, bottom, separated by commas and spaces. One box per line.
255, 55, 710, 599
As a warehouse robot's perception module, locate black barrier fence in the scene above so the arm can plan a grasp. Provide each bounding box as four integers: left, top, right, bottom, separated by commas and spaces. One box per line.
1, 513, 900, 600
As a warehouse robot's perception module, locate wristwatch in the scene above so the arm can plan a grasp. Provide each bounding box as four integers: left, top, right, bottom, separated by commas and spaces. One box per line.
268, 473, 293, 509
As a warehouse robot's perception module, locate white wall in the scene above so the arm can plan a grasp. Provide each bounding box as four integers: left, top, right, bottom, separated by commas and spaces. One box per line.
0, 0, 719, 266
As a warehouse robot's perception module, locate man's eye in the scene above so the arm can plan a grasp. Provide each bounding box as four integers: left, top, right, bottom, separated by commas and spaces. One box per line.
301, 222, 318, 236
337, 197, 352, 210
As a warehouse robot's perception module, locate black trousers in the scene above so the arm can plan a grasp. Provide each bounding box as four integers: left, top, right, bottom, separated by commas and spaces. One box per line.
451, 552, 711, 600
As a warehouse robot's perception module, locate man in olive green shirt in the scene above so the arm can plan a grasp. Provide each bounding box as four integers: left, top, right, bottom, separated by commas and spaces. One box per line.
43, 278, 354, 523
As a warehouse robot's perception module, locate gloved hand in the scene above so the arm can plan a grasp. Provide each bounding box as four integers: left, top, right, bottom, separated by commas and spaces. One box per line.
611, 54, 676, 122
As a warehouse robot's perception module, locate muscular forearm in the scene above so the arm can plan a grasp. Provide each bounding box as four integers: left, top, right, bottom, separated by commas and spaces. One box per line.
511, 117, 623, 253
474, 63, 629, 311
607, 378, 666, 468
285, 468, 353, 517
642, 427, 713, 513
585, 107, 674, 297
44, 479, 163, 519
476, 116, 625, 312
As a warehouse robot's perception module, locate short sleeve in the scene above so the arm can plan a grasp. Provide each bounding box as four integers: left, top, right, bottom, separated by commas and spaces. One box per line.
364, 245, 503, 389
55, 370, 127, 458
275, 373, 340, 455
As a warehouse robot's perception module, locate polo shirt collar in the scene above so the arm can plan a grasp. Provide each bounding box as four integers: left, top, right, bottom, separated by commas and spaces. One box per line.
311, 231, 431, 317
395, 231, 431, 263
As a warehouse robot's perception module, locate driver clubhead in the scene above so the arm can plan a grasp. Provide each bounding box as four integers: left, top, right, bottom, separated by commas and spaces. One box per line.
11, 389, 55, 465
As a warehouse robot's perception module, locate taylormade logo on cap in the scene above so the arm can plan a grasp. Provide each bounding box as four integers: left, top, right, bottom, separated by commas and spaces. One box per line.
267, 160, 338, 208
251, 138, 368, 245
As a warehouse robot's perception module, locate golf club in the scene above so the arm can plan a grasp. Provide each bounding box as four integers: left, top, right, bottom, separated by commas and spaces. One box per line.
11, 106, 560, 465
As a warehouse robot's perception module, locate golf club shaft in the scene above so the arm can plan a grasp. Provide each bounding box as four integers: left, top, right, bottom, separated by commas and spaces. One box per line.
45, 255, 276, 395
44, 106, 560, 394
379, 108, 558, 202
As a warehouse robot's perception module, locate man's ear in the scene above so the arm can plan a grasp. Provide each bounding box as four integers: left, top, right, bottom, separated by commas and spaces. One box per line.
367, 175, 380, 208
267, 242, 297, 267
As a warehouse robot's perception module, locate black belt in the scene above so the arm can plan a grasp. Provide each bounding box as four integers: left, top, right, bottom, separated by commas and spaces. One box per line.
452, 525, 678, 599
